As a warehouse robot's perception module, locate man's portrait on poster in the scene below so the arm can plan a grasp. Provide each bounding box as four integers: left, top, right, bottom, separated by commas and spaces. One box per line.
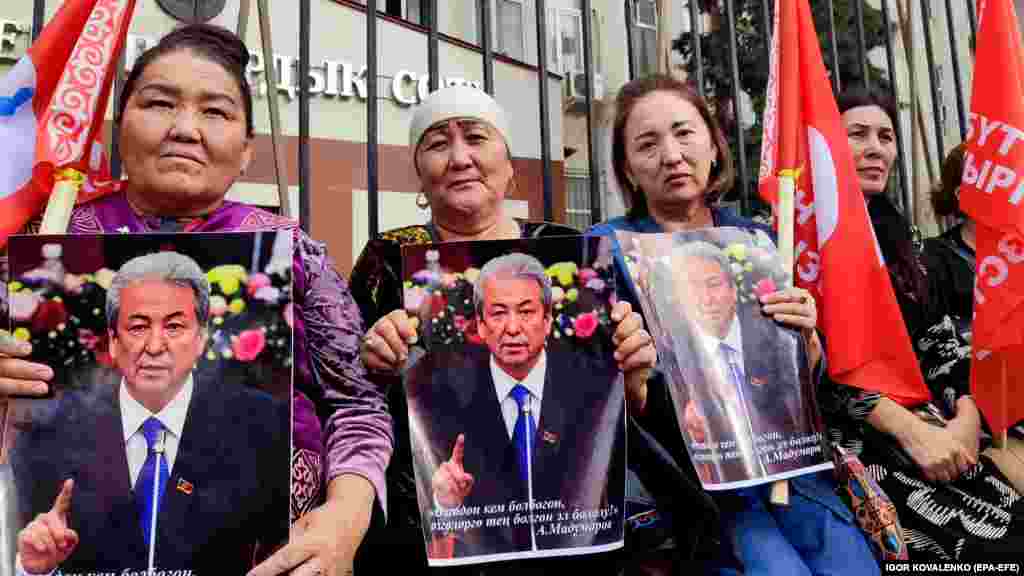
624, 228, 828, 489
9, 246, 289, 576
402, 244, 625, 563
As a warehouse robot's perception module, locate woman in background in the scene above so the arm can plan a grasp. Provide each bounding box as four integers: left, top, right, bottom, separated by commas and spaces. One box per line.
822, 86, 1024, 561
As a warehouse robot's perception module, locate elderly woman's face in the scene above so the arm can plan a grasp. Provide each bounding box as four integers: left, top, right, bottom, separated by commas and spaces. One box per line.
416, 119, 514, 218
842, 104, 897, 196
623, 91, 718, 212
119, 49, 252, 215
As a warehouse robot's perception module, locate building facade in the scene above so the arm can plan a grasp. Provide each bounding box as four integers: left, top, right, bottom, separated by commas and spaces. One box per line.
2, 0, 936, 271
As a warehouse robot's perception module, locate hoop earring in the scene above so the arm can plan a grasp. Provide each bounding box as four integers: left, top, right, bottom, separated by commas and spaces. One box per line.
416, 191, 430, 210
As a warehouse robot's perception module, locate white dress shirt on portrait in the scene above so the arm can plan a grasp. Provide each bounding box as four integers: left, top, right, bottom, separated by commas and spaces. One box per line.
120, 373, 193, 485
490, 351, 546, 440
15, 374, 194, 576
693, 316, 763, 478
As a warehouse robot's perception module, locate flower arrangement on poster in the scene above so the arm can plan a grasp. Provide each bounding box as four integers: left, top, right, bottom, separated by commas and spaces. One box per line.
5, 255, 292, 389
403, 252, 617, 355
623, 230, 788, 305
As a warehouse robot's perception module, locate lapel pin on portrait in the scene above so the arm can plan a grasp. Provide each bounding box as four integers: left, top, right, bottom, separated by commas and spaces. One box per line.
542, 430, 559, 445
176, 478, 194, 495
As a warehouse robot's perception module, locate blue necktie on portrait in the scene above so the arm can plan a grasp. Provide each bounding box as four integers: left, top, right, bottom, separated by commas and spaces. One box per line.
510, 384, 536, 489
135, 417, 169, 549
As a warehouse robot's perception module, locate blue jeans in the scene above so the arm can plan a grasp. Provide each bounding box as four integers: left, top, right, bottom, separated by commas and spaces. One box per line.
711, 472, 880, 576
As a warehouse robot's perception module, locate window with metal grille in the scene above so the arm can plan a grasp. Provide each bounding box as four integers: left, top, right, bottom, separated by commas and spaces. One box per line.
497, 0, 526, 61
565, 173, 592, 231
630, 0, 657, 77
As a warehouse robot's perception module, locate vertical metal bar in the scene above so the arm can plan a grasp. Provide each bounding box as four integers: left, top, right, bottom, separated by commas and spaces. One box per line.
536, 0, 553, 221
32, 0, 45, 41
257, 0, 292, 217
760, 0, 771, 40
299, 0, 311, 230
920, 0, 945, 167
724, 0, 749, 214
111, 50, 125, 181
826, 0, 841, 94
429, 0, 439, 91
942, 0, 967, 139
625, 0, 636, 80
879, 0, 909, 213
367, 0, 379, 238
237, 0, 252, 37
480, 0, 494, 94
688, 0, 703, 96
581, 0, 600, 225
853, 0, 870, 88
966, 0, 978, 52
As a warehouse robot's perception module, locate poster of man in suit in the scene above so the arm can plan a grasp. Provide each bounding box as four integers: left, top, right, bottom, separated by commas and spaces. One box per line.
617, 227, 831, 490
4, 232, 292, 576
401, 237, 625, 566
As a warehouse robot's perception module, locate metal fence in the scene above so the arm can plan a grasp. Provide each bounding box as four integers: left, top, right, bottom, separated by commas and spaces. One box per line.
30, 0, 938, 235
339, 0, 917, 235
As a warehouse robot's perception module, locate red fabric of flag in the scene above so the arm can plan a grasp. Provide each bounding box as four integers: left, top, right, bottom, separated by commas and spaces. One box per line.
758, 0, 929, 406
961, 0, 1024, 434
0, 0, 134, 247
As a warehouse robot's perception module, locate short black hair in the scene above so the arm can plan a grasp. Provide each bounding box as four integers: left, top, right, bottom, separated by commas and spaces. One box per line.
836, 84, 898, 124
117, 23, 254, 137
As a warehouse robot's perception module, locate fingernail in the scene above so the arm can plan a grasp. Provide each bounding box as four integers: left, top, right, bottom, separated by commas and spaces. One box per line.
34, 383, 48, 395
407, 335, 417, 344
36, 366, 53, 380
18, 342, 31, 355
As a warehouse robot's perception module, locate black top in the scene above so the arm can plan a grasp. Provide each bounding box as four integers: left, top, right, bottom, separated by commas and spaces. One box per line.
920, 223, 975, 327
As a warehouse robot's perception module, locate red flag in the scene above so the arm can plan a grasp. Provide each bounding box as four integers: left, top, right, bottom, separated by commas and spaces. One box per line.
967, 225, 1024, 433
0, 0, 135, 247
961, 0, 1024, 433
758, 0, 929, 405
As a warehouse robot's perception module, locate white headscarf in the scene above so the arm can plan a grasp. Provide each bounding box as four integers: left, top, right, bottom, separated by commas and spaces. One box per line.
408, 85, 511, 154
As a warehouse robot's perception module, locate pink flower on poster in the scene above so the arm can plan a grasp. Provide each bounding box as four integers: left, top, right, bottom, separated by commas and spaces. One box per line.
752, 278, 778, 299
232, 329, 267, 361
573, 311, 599, 339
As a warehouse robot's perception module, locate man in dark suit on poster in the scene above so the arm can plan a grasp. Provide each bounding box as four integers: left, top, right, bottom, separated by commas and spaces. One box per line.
408, 252, 624, 560
664, 241, 811, 485
12, 251, 288, 576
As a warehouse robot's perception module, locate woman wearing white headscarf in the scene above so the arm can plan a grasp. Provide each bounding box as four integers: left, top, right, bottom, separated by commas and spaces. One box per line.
349, 86, 657, 574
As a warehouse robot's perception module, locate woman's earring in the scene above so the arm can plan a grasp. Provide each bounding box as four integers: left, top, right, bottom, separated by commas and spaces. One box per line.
416, 191, 430, 210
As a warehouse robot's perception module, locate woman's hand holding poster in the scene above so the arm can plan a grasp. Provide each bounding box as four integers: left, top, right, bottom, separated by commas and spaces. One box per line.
617, 227, 832, 490
400, 236, 625, 566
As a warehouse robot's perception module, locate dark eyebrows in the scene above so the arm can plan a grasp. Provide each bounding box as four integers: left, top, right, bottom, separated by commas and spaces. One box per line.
423, 119, 491, 140
457, 120, 490, 133
633, 120, 693, 143
136, 82, 239, 108
847, 122, 894, 133
126, 310, 188, 323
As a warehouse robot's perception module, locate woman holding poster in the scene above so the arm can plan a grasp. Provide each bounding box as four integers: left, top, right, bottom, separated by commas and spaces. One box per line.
0, 25, 388, 576
588, 74, 879, 575
821, 86, 1024, 561
350, 86, 658, 575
